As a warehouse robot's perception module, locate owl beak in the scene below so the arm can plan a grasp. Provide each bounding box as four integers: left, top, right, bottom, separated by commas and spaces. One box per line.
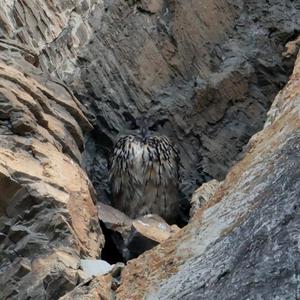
141, 127, 149, 142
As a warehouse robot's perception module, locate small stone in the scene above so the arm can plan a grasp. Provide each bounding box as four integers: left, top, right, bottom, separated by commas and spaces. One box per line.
80, 259, 113, 277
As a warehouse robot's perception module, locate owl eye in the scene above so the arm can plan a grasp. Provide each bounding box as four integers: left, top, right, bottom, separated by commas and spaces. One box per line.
148, 118, 168, 131
123, 112, 138, 129
148, 124, 158, 131
130, 122, 139, 130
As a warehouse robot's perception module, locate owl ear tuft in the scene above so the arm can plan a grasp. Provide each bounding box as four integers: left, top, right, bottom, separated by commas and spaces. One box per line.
149, 118, 169, 131
122, 112, 138, 129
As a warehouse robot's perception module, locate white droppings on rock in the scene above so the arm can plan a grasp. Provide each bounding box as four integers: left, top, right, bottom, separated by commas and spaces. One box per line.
80, 259, 113, 277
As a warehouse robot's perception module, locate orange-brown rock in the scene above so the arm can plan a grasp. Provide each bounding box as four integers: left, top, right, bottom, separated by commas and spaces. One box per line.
132, 215, 180, 244
97, 202, 132, 230
60, 274, 113, 300
0, 25, 104, 299
98, 203, 179, 261
189, 179, 221, 217
137, 0, 163, 14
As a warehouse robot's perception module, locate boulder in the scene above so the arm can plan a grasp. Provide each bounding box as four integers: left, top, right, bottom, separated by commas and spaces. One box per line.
98, 202, 179, 261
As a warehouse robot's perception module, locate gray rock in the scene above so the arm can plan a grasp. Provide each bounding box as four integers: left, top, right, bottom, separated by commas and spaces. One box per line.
148, 133, 300, 300
58, 0, 299, 221
0, 0, 299, 299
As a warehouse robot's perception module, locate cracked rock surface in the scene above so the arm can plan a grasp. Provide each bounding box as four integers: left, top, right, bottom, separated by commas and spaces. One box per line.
117, 50, 300, 300
57, 0, 300, 212
0, 2, 105, 299
18, 0, 296, 222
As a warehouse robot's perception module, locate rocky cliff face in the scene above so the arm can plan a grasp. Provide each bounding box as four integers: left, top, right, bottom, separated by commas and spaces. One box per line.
117, 51, 300, 299
0, 0, 299, 299
69, 0, 299, 213
0, 47, 104, 300
0, 2, 104, 298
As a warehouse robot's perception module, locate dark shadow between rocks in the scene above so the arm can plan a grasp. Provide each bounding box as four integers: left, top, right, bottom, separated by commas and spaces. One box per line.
100, 220, 126, 264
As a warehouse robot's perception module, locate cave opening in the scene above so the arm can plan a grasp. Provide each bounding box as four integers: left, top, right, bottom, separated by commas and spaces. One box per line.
99, 221, 125, 264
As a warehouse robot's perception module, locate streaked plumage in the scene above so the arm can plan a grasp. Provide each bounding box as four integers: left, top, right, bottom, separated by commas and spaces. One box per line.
109, 134, 179, 223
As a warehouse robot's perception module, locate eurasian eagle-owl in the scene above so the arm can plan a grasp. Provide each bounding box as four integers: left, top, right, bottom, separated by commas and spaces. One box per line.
109, 121, 179, 223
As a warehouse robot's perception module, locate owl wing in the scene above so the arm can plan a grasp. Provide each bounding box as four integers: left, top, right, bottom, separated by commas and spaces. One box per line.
109, 135, 143, 198
109, 134, 180, 222
144, 136, 179, 185
142, 136, 180, 222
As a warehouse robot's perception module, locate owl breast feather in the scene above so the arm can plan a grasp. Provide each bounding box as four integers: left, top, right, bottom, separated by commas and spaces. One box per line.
109, 134, 179, 223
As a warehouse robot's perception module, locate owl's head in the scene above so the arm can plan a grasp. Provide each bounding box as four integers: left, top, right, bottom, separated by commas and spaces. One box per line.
122, 112, 169, 140
129, 116, 168, 140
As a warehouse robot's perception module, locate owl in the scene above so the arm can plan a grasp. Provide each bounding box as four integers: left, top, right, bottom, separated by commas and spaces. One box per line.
109, 123, 179, 224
